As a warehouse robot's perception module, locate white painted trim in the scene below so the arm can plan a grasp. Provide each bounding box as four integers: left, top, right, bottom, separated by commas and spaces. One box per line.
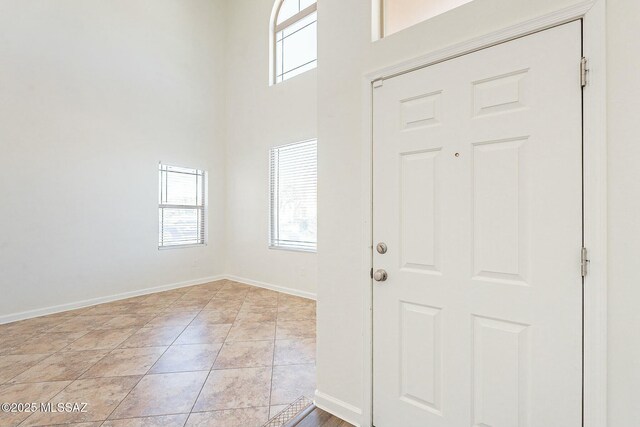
582, 1, 608, 426
365, 0, 596, 82
268, 0, 281, 85
224, 275, 317, 300
362, 1, 607, 426
0, 274, 226, 325
315, 390, 364, 427
360, 74, 375, 427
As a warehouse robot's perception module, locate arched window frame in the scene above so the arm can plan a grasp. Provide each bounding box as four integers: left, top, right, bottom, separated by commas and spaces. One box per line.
269, 0, 318, 85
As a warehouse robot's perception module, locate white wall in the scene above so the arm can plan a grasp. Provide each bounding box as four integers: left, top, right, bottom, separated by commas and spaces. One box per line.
224, 0, 318, 297
0, 0, 228, 320
607, 0, 640, 424
384, 0, 473, 36
316, 0, 640, 425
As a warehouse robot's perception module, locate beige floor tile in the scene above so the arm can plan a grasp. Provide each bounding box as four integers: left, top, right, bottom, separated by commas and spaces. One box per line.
118, 326, 185, 348
101, 414, 189, 427
144, 311, 199, 328
64, 329, 137, 351
0, 380, 71, 426
226, 322, 276, 342
81, 347, 167, 378
0, 317, 63, 335
49, 316, 118, 333
59, 307, 94, 316
191, 309, 238, 325
0, 354, 50, 384
213, 341, 274, 370
40, 311, 79, 321
97, 314, 155, 330
278, 294, 316, 306
276, 319, 315, 339
185, 407, 270, 427
219, 282, 247, 290
142, 295, 180, 306
213, 291, 249, 301
203, 298, 244, 311
223, 280, 252, 288
9, 351, 107, 384
270, 364, 316, 405
79, 304, 133, 316
193, 367, 271, 412
174, 294, 212, 303
2, 331, 87, 355
149, 344, 221, 373
57, 422, 103, 427
122, 295, 152, 304
0, 334, 35, 355
248, 288, 280, 298
164, 300, 209, 312
235, 306, 277, 323
20, 376, 140, 426
173, 324, 231, 345
277, 304, 316, 321
244, 295, 278, 308
0, 283, 319, 425
134, 304, 171, 315
197, 280, 225, 288
180, 290, 218, 301
110, 372, 208, 419
274, 338, 316, 365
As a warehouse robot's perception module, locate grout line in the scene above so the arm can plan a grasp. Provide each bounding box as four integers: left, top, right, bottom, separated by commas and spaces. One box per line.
184, 282, 246, 421
6, 280, 315, 426
103, 283, 223, 424
268, 293, 282, 409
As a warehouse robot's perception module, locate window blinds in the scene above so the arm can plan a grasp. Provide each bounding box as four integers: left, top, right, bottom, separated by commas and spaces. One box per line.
269, 140, 317, 251
158, 164, 206, 248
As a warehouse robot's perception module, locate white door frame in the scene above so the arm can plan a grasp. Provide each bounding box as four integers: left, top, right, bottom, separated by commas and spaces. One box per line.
360, 1, 607, 426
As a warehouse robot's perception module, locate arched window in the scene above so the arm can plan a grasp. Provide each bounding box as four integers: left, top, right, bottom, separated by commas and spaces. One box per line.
271, 0, 317, 84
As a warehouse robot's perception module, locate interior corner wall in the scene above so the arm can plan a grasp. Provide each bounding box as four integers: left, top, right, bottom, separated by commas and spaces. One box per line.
0, 0, 228, 320
317, 0, 640, 425
223, 0, 318, 297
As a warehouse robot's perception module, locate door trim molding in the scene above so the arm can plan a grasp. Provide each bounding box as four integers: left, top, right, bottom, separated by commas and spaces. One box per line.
361, 1, 607, 426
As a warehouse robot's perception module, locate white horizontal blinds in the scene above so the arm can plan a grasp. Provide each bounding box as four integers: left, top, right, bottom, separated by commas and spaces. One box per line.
159, 164, 206, 248
275, 0, 317, 83
270, 140, 317, 251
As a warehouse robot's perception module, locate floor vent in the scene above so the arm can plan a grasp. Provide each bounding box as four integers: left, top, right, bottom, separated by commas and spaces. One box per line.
263, 396, 313, 427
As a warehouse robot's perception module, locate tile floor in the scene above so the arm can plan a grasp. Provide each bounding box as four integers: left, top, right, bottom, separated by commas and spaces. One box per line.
0, 280, 316, 427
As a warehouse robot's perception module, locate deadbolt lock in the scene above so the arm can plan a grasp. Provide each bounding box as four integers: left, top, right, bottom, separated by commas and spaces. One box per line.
376, 242, 388, 254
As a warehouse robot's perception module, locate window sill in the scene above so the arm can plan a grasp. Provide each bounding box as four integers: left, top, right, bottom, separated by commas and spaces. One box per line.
158, 243, 206, 251
269, 245, 316, 254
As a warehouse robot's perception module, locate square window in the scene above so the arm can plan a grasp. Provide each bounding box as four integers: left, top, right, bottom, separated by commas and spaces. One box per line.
158, 164, 206, 248
269, 140, 317, 251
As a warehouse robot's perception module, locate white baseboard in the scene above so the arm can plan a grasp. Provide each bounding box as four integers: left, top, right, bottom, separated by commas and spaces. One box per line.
224, 274, 317, 300
314, 390, 364, 427
0, 274, 226, 325
0, 273, 316, 324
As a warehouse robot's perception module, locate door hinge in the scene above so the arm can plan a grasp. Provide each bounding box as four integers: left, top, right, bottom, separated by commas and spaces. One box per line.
581, 247, 590, 277
580, 57, 589, 88
373, 79, 384, 88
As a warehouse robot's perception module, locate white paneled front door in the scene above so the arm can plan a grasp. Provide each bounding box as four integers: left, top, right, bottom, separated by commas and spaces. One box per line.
372, 21, 583, 427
